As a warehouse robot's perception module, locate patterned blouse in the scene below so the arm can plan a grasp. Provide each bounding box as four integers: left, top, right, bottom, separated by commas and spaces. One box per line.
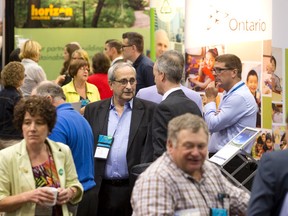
32, 154, 62, 216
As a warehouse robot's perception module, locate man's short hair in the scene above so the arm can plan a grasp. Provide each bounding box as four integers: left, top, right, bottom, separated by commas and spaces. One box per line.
105, 39, 122, 54
33, 81, 66, 101
122, 32, 144, 53
107, 62, 136, 82
168, 113, 208, 147
215, 54, 242, 79
156, 50, 184, 84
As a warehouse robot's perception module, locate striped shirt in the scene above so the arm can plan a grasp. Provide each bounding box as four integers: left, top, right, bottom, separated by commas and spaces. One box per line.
131, 152, 249, 216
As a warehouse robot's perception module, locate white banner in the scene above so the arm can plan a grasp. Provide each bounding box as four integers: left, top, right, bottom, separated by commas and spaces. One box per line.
185, 0, 272, 48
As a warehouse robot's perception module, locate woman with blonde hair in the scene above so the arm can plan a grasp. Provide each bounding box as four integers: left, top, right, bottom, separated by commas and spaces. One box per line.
19, 40, 47, 96
71, 49, 91, 75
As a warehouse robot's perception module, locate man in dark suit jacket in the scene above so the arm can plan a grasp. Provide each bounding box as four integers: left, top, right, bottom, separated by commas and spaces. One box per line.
84, 62, 156, 216
248, 117, 288, 215
122, 32, 154, 93
152, 50, 202, 159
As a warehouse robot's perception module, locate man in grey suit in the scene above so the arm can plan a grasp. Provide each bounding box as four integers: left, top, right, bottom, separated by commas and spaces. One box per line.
84, 62, 156, 216
152, 50, 202, 159
136, 84, 203, 112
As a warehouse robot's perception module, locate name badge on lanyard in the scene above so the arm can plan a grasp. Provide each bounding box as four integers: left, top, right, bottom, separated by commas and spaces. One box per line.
94, 134, 113, 159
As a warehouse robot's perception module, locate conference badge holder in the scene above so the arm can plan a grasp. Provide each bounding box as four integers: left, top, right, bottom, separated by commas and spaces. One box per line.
94, 134, 113, 159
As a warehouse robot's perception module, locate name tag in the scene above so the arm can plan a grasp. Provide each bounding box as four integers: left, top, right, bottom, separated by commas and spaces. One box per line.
94, 135, 113, 159
210, 208, 227, 216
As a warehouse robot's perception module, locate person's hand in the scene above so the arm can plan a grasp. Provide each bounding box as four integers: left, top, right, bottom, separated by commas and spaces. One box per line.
55, 75, 66, 85
263, 85, 271, 95
56, 187, 76, 205
199, 59, 205, 70
205, 81, 218, 103
188, 77, 198, 84
25, 187, 57, 206
80, 106, 86, 115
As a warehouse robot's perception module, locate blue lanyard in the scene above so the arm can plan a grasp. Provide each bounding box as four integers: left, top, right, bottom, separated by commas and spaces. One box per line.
221, 82, 245, 104
223, 82, 245, 98
230, 82, 245, 94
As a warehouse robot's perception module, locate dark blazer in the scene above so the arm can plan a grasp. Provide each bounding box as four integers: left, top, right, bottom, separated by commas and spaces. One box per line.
0, 86, 23, 139
84, 97, 156, 189
152, 89, 202, 159
248, 149, 288, 215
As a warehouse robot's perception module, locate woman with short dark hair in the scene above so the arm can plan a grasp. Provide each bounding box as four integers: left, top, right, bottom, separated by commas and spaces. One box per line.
88, 52, 113, 99
0, 96, 83, 215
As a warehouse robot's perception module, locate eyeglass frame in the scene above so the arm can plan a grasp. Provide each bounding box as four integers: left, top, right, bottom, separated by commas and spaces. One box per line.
113, 78, 136, 86
79, 66, 90, 72
121, 44, 133, 49
214, 67, 235, 75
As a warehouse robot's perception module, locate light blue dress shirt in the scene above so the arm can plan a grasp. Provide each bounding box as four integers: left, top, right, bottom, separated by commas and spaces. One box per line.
204, 81, 257, 153
104, 99, 133, 179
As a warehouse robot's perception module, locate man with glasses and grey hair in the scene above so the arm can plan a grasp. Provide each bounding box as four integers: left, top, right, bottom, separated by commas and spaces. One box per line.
204, 54, 257, 159
84, 62, 156, 216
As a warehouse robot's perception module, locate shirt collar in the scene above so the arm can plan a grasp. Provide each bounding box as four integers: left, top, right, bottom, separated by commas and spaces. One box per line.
223, 80, 244, 96
109, 97, 134, 110
166, 152, 205, 182
111, 56, 124, 65
132, 54, 144, 66
162, 86, 181, 101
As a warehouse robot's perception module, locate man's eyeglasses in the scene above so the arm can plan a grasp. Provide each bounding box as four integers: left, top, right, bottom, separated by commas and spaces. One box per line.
114, 78, 136, 86
121, 44, 133, 49
214, 67, 234, 74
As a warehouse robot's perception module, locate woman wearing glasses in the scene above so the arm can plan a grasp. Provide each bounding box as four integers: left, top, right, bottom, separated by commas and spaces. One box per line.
0, 96, 83, 215
62, 59, 100, 114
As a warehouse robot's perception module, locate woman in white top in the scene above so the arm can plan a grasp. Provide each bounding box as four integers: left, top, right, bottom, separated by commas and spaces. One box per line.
20, 40, 47, 96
